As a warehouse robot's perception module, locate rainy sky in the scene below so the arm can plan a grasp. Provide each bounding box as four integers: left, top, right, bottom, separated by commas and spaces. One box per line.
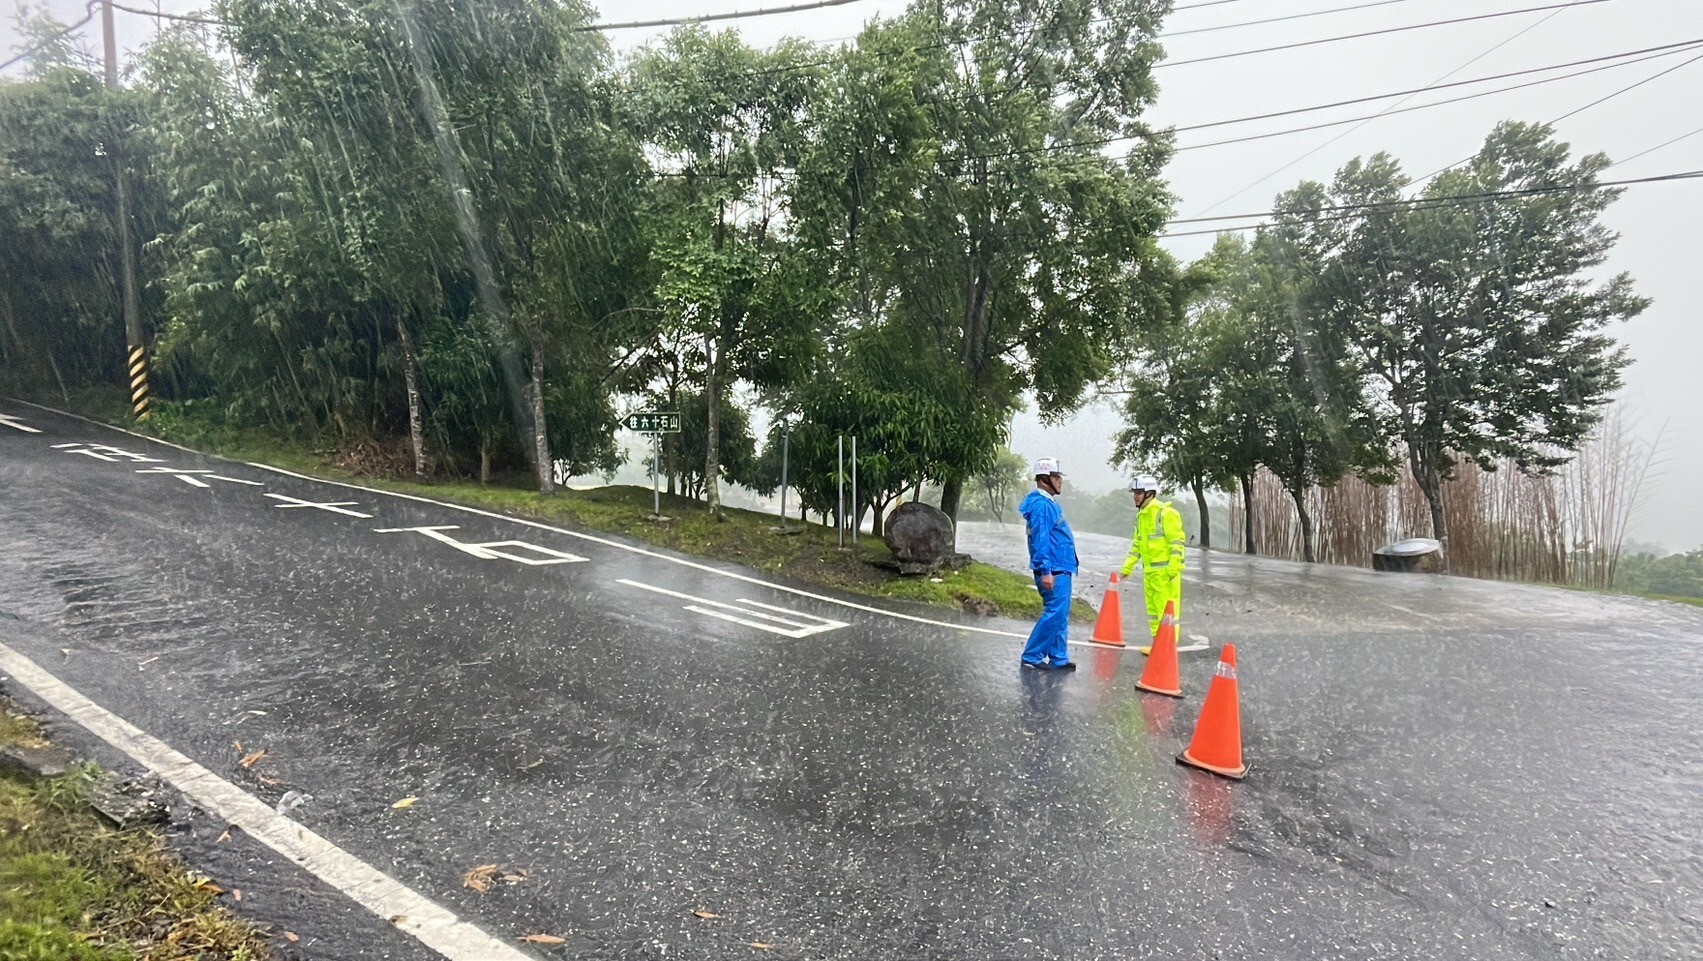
5, 0, 1700, 551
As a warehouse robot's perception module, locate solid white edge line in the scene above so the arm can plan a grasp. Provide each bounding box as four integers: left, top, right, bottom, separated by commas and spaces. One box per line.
0, 641, 534, 961
8, 399, 1145, 650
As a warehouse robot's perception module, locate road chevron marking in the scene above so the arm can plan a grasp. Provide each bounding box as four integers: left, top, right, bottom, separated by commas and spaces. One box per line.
0, 642, 533, 961
7, 399, 1142, 651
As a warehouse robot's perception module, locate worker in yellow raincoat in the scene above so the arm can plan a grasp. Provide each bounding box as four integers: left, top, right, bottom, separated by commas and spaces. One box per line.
1119, 475, 1186, 643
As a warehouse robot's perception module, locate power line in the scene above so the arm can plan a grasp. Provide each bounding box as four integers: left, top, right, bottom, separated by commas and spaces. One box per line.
1174, 39, 1701, 135
0, 3, 99, 73
1156, 0, 1610, 70
107, 2, 223, 26
1163, 0, 1419, 39
1190, 0, 1597, 215
1612, 125, 1703, 169
574, 0, 867, 33
1174, 42, 1703, 152
1155, 169, 1703, 238
1406, 47, 1703, 187
947, 38, 1699, 165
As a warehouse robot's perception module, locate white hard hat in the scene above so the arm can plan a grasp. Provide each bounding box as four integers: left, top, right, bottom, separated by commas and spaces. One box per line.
1032, 457, 1064, 477
1129, 474, 1160, 492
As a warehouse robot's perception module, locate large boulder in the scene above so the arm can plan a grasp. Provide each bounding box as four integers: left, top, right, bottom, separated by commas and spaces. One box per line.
1372, 537, 1444, 573
884, 502, 958, 575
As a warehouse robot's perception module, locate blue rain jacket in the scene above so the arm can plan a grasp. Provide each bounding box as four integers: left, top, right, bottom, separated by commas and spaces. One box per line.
1019, 489, 1079, 575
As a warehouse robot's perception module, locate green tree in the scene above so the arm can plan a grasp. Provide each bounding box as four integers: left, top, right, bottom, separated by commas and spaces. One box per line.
1313, 123, 1643, 556
792, 0, 1176, 526
976, 447, 1027, 524
625, 27, 825, 521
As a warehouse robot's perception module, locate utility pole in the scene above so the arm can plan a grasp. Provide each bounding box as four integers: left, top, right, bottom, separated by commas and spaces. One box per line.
101, 0, 148, 419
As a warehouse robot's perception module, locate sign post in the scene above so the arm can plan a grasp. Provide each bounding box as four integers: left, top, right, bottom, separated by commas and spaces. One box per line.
623, 411, 681, 517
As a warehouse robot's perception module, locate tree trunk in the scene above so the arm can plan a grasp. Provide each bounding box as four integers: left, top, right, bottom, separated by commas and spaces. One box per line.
703, 333, 725, 522
398, 318, 427, 480
939, 477, 963, 522
529, 335, 553, 494
1240, 472, 1256, 555
1291, 486, 1316, 563
872, 501, 887, 538
479, 439, 491, 485
1409, 445, 1449, 571
1191, 476, 1210, 550
1421, 477, 1448, 570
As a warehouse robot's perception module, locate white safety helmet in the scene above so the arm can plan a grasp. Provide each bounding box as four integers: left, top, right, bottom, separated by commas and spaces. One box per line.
1032, 457, 1064, 477
1129, 474, 1160, 493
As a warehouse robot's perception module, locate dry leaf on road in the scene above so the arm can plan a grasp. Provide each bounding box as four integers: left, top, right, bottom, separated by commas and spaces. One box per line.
233, 889, 242, 902
693, 910, 719, 919
216, 827, 233, 844
238, 748, 268, 769
748, 942, 776, 950
501, 869, 531, 884
283, 931, 299, 943
392, 796, 420, 809
519, 934, 566, 945
463, 864, 501, 893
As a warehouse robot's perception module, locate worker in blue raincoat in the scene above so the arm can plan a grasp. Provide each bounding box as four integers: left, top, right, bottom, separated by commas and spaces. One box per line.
1018, 458, 1079, 671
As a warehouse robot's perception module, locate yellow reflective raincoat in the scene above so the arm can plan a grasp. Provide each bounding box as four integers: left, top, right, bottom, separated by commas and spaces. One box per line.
1120, 498, 1186, 640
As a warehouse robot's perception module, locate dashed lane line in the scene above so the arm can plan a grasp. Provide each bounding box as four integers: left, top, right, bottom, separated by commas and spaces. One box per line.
0, 641, 535, 961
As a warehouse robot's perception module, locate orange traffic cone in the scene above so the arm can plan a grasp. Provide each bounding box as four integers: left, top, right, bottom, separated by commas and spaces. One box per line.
1134, 601, 1182, 698
1177, 644, 1247, 780
1090, 573, 1126, 647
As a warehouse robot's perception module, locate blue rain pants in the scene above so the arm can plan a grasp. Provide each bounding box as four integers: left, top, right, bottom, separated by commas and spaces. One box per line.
1022, 572, 1073, 667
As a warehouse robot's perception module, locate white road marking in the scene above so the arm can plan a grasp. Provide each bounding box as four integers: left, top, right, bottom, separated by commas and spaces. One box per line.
374, 525, 588, 565
265, 493, 374, 518
61, 443, 164, 463
134, 467, 261, 488
617, 579, 849, 638
0, 413, 40, 433
0, 642, 532, 961
5, 400, 1101, 646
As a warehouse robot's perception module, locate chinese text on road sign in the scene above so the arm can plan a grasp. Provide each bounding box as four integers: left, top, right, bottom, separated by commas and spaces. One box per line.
623, 411, 681, 434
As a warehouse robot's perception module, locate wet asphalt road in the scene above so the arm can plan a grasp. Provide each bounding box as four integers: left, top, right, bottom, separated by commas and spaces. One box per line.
1, 401, 1700, 960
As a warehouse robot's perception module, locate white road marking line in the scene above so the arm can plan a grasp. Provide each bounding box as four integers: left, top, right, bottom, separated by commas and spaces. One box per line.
266, 493, 374, 518
52, 442, 82, 448
617, 579, 848, 638
209, 474, 263, 486
0, 642, 532, 961
0, 413, 41, 433
374, 525, 588, 565
5, 400, 1102, 646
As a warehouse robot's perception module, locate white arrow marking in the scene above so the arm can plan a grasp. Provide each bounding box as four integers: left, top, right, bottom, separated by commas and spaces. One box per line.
265, 493, 373, 518
0, 414, 40, 433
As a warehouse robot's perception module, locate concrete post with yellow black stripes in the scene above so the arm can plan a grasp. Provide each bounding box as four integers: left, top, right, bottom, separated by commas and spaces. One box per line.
127, 345, 151, 420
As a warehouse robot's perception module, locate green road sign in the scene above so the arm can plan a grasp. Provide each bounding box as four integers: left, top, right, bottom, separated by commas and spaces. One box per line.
623, 411, 681, 434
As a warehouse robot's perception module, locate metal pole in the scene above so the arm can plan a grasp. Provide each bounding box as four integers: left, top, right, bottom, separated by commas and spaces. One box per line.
778, 424, 790, 529
652, 432, 660, 517
837, 435, 845, 549
850, 435, 858, 547
102, 0, 147, 420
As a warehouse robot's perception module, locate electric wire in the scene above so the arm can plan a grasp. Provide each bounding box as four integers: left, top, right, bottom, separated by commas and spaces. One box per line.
1191, 0, 1597, 214
0, 3, 99, 73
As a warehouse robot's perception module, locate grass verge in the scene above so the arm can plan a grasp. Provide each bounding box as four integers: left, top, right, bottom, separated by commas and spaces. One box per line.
0, 704, 269, 960
40, 393, 1093, 623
